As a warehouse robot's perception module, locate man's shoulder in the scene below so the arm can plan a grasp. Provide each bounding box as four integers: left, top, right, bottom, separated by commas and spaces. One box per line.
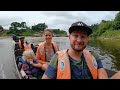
89, 50, 100, 60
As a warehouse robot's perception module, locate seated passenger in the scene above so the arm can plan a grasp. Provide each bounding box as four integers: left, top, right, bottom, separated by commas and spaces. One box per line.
19, 49, 44, 79
36, 29, 59, 71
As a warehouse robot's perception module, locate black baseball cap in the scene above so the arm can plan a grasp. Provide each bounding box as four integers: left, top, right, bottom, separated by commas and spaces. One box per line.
69, 21, 92, 36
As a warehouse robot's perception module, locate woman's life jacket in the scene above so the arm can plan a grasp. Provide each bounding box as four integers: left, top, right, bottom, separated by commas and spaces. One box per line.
36, 42, 59, 62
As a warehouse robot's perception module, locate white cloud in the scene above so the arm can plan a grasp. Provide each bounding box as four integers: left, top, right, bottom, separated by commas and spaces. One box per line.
0, 11, 119, 33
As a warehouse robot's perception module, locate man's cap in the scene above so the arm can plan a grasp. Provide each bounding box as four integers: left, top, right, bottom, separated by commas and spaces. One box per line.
69, 21, 92, 36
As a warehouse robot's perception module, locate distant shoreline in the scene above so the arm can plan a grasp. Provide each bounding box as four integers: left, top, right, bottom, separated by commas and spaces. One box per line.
90, 37, 120, 40
0, 36, 9, 39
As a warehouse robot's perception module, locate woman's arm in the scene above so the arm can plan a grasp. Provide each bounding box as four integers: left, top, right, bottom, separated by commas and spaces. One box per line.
37, 60, 49, 64
29, 61, 42, 68
32, 63, 42, 68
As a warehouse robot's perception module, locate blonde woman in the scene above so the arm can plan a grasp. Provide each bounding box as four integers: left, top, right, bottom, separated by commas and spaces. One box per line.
36, 29, 59, 71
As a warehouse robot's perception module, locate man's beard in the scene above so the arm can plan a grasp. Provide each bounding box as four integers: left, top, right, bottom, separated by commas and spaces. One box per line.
71, 44, 86, 52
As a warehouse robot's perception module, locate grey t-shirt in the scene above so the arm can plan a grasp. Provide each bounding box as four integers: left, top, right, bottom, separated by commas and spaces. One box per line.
45, 49, 55, 62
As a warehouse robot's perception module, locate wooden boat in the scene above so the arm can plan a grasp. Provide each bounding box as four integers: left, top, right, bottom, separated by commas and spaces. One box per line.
14, 44, 116, 79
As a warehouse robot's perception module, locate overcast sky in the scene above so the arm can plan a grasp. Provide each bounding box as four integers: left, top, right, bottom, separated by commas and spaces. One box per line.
0, 11, 119, 33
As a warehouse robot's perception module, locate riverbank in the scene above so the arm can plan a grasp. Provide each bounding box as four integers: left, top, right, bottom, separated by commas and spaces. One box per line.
0, 36, 11, 39
90, 36, 120, 41
89, 38, 120, 71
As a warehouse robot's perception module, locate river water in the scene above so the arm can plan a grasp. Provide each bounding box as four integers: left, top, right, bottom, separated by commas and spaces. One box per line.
0, 37, 119, 79
0, 38, 19, 79
88, 39, 120, 71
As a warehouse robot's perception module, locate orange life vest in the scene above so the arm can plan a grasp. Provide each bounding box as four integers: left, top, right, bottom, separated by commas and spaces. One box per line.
36, 42, 59, 62
57, 50, 98, 79
24, 43, 32, 51
18, 39, 22, 49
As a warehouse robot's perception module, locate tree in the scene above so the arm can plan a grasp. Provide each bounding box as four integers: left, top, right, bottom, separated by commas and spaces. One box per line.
9, 22, 24, 35
89, 23, 99, 32
52, 29, 67, 37
91, 20, 113, 37
21, 22, 27, 28
11, 22, 21, 28
0, 25, 4, 32
112, 11, 120, 30
32, 23, 48, 32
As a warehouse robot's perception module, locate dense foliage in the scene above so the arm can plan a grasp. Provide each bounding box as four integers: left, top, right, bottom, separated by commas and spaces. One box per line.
90, 11, 120, 38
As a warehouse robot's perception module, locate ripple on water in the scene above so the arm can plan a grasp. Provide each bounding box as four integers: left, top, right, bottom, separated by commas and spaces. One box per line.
0, 64, 6, 79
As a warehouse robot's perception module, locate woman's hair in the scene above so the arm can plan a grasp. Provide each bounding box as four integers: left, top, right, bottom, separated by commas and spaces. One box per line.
23, 49, 35, 61
43, 29, 53, 35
